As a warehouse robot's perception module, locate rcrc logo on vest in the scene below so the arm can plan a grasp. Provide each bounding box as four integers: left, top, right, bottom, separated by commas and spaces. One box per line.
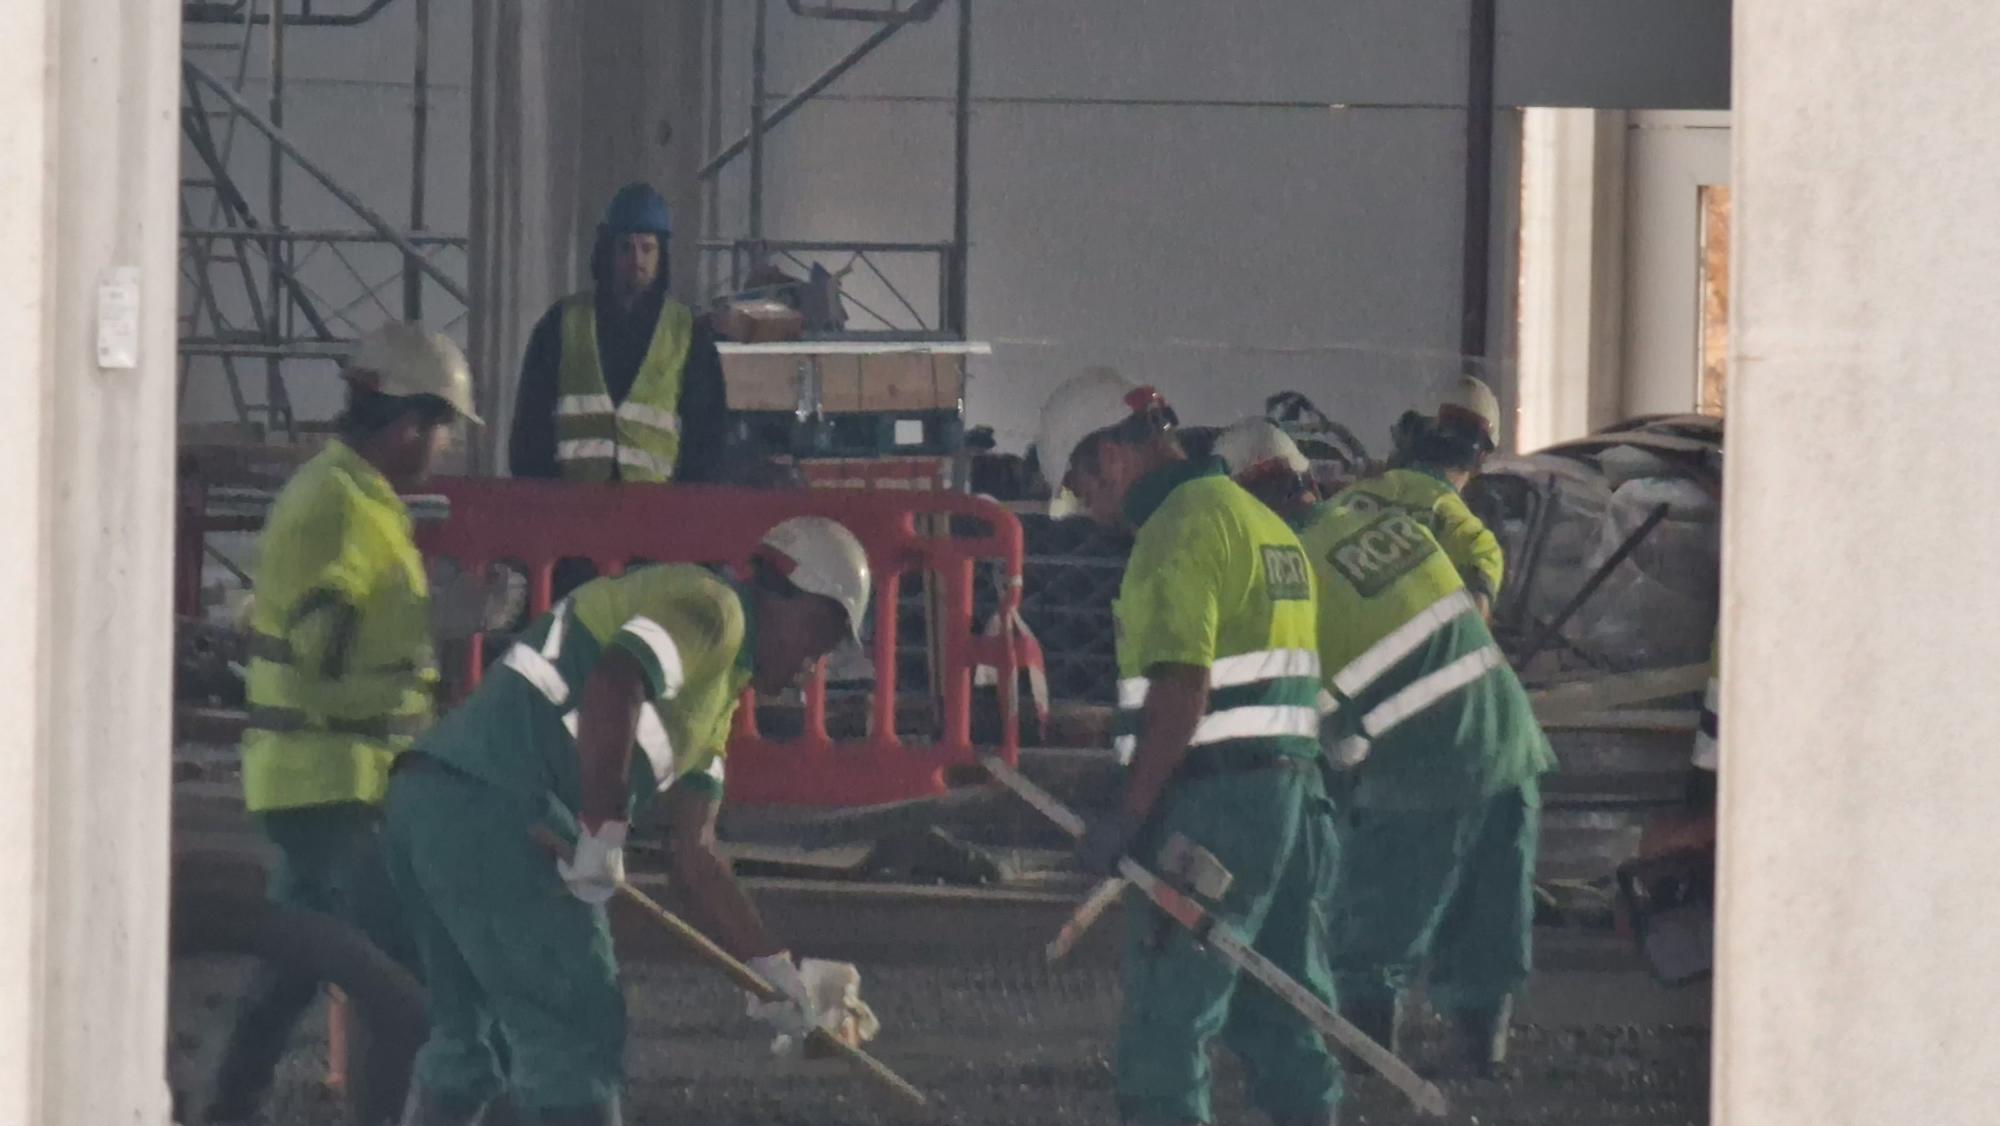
1327, 512, 1436, 597
1261, 545, 1312, 602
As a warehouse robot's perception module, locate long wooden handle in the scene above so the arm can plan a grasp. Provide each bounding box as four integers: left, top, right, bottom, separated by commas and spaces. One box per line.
1046, 878, 1126, 963
979, 757, 1450, 1118
531, 826, 929, 1107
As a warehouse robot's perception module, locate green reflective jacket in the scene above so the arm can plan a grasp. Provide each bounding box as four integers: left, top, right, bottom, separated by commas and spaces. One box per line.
242, 441, 436, 811
1297, 499, 1552, 810
1113, 459, 1323, 766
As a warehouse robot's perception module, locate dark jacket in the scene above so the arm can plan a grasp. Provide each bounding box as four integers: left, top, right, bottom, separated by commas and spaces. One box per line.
507, 288, 727, 482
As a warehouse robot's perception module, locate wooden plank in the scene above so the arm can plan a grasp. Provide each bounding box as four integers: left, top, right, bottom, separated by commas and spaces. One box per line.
722, 352, 966, 414
818, 353, 964, 413
1529, 663, 1711, 716
720, 352, 804, 411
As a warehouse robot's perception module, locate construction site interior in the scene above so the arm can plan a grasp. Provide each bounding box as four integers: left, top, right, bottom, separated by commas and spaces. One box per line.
11, 1, 1989, 1125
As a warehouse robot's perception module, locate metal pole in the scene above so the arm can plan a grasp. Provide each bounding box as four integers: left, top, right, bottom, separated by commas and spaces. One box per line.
403, 0, 430, 322
695, 0, 941, 182
183, 73, 338, 343
1458, 0, 1497, 367
1513, 502, 1673, 668
185, 64, 472, 304
702, 0, 724, 296
748, 0, 768, 243
267, 0, 291, 431
946, 0, 971, 337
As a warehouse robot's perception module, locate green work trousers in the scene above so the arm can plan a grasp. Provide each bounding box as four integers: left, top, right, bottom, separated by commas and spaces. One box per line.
382, 760, 624, 1116
1332, 780, 1540, 1014
212, 800, 415, 1111
1116, 764, 1342, 1125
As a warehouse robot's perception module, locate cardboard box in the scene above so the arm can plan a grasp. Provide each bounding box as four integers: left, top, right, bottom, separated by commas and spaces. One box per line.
716, 299, 805, 344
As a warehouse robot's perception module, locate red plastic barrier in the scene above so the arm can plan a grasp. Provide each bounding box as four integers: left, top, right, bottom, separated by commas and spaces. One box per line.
415, 478, 1024, 807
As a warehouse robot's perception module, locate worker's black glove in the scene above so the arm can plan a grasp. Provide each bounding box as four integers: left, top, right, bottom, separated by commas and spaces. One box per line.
1076, 807, 1141, 877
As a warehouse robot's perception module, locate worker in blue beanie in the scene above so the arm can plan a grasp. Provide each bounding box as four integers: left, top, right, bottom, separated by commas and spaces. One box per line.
508, 181, 727, 486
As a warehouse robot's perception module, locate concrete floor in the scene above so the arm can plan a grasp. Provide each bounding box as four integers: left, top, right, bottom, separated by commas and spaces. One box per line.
170, 761, 1710, 1125
172, 952, 1709, 1125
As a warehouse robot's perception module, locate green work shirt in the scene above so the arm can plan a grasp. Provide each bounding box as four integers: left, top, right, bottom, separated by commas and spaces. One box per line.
419, 564, 754, 821
1337, 466, 1505, 600
242, 440, 438, 812
1112, 458, 1323, 765
1298, 499, 1552, 810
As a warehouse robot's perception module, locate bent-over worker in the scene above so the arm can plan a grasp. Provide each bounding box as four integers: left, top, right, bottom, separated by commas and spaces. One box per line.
385, 517, 873, 1126
210, 324, 480, 1122
1343, 376, 1506, 617
1042, 371, 1342, 1126
1217, 416, 1554, 1076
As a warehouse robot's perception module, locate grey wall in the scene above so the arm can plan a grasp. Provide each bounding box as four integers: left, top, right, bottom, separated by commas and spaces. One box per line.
1498, 0, 1731, 109
705, 1, 1727, 455
709, 1, 1481, 454
174, 0, 1730, 453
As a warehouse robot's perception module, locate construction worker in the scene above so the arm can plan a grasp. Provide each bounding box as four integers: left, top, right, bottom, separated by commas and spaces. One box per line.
209, 324, 481, 1123
1345, 376, 1506, 617
1040, 371, 1341, 1126
385, 517, 874, 1126
1215, 416, 1555, 1076
508, 181, 726, 485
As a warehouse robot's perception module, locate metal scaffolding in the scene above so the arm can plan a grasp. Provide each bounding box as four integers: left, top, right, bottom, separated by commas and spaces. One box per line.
699, 0, 973, 342
178, 0, 464, 435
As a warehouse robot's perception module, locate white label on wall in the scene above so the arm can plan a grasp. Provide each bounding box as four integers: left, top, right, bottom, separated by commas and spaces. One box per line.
96, 267, 141, 370
893, 419, 925, 446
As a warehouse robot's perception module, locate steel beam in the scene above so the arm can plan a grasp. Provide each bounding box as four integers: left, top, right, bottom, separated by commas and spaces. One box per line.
696, 0, 945, 181
185, 62, 471, 305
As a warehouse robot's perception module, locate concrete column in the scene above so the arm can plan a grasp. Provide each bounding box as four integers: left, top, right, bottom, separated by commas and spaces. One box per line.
0, 0, 181, 1122
1515, 108, 1627, 451
1719, 5, 2000, 1125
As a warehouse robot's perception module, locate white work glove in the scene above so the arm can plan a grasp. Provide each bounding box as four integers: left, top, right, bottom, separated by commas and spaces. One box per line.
745, 952, 818, 1043
1329, 733, 1371, 768
556, 820, 628, 904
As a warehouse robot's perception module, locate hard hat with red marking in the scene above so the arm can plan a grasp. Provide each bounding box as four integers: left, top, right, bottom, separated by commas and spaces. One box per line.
1438, 375, 1501, 447
1213, 416, 1310, 484
1036, 367, 1174, 516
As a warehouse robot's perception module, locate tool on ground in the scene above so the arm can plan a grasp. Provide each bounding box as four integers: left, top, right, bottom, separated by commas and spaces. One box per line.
1047, 833, 1233, 963
531, 826, 928, 1107
980, 756, 1450, 1119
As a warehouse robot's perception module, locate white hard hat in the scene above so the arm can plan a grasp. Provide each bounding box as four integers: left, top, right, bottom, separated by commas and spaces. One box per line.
1438, 375, 1499, 443
1213, 417, 1310, 482
757, 516, 872, 642
346, 323, 482, 425
1036, 367, 1171, 515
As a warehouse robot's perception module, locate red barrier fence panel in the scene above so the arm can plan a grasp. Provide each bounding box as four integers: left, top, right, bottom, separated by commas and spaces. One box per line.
414, 479, 1024, 807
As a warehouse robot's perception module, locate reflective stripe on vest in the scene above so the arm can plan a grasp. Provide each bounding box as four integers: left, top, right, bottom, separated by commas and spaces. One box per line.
244, 707, 429, 740
562, 703, 678, 789
1112, 647, 1321, 765
554, 439, 677, 481
554, 293, 692, 483
501, 601, 573, 706
1330, 644, 1503, 764
1329, 589, 1476, 698
501, 605, 693, 789
245, 631, 433, 744
557, 396, 682, 435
